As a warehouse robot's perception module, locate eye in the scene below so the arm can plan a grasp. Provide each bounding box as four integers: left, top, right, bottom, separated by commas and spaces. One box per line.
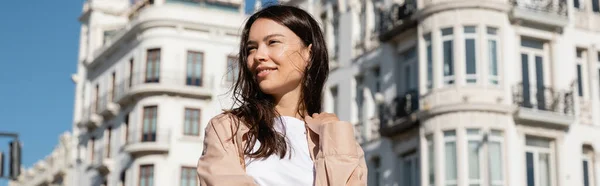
268, 40, 280, 45
246, 46, 257, 53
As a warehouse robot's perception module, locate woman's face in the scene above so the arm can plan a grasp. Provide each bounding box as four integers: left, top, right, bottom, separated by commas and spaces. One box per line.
246, 18, 311, 97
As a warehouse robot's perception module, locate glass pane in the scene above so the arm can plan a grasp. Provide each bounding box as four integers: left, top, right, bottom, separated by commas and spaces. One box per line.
442, 28, 453, 36
539, 153, 550, 186
491, 130, 503, 137
526, 152, 535, 186
487, 27, 497, 35
445, 141, 457, 180
489, 142, 503, 181
444, 40, 454, 77
427, 43, 433, 89
583, 160, 590, 186
428, 136, 435, 185
444, 130, 456, 137
466, 39, 476, 75
488, 40, 498, 76
464, 26, 476, 34
577, 64, 583, 97
535, 56, 545, 109
467, 129, 480, 135
404, 159, 413, 186
521, 38, 544, 49
526, 137, 551, 148
469, 141, 480, 179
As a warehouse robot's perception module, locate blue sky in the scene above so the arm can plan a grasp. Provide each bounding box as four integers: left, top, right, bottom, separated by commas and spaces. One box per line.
0, 0, 274, 185
0, 0, 82, 184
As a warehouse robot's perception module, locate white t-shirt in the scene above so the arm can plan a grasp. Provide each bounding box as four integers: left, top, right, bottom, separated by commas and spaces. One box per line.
245, 116, 315, 186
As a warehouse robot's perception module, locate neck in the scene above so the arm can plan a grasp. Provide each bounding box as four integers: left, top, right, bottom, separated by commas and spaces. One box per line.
274, 86, 303, 119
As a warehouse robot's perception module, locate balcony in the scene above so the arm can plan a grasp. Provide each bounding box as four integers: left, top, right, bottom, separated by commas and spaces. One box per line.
378, 0, 418, 41
123, 129, 171, 157
77, 105, 103, 129
114, 71, 214, 105
509, 0, 568, 29
88, 149, 114, 175
512, 83, 575, 128
379, 90, 420, 137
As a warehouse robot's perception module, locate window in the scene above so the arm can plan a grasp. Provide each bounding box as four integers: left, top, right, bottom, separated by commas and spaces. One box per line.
89, 137, 95, 162
186, 51, 203, 86
401, 151, 419, 186
142, 106, 158, 142
425, 34, 433, 90
576, 49, 586, 97
139, 164, 154, 186
442, 27, 455, 85
489, 130, 504, 186
520, 38, 547, 110
427, 134, 435, 186
487, 27, 499, 85
124, 114, 130, 144
444, 130, 457, 186
111, 72, 116, 101
356, 75, 364, 125
181, 167, 197, 186
464, 26, 477, 84
95, 84, 100, 112
145, 49, 160, 83
369, 157, 381, 186
373, 66, 381, 92
331, 86, 339, 116
226, 56, 238, 82
467, 129, 482, 186
129, 58, 134, 87
103, 29, 118, 45
106, 126, 112, 158
582, 145, 596, 186
333, 8, 340, 59
401, 47, 418, 91
184, 108, 200, 136
120, 170, 127, 186
525, 136, 555, 186
574, 0, 581, 9
593, 0, 600, 12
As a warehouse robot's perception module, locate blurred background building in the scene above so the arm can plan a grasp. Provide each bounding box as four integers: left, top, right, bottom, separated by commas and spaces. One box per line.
9, 0, 600, 185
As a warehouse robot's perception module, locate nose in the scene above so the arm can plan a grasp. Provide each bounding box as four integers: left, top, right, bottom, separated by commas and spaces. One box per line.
253, 44, 269, 63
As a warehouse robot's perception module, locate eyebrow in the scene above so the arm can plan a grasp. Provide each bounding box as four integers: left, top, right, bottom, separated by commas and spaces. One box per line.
247, 34, 285, 45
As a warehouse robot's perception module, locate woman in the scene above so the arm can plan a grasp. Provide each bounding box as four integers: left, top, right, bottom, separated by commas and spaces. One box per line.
196, 5, 367, 186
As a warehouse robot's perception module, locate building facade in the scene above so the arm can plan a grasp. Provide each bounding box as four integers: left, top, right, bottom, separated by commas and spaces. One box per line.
318, 0, 600, 186
10, 0, 246, 186
9, 132, 73, 186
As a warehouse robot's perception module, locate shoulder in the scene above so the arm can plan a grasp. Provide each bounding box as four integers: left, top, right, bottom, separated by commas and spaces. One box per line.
206, 113, 245, 136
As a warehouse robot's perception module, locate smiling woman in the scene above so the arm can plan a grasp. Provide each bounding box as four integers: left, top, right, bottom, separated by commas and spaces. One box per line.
196, 5, 368, 186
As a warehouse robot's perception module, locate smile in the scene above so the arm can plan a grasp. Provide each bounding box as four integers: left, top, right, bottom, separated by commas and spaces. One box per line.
256, 66, 277, 78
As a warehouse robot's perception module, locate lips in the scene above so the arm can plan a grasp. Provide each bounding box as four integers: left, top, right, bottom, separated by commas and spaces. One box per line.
256, 66, 277, 78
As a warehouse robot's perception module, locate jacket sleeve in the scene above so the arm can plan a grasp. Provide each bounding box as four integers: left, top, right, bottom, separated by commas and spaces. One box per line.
314, 121, 368, 186
196, 116, 258, 186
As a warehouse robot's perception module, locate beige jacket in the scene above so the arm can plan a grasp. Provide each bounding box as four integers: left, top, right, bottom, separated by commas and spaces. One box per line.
196, 114, 368, 186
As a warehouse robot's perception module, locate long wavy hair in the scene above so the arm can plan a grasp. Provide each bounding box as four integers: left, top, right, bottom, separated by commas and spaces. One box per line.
226, 5, 329, 159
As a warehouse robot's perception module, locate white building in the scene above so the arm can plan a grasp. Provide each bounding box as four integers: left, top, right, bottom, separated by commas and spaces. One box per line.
316, 0, 600, 186
9, 132, 73, 186
9, 0, 247, 186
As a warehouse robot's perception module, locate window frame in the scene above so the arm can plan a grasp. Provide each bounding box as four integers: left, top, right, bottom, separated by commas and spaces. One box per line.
186, 51, 204, 86
145, 48, 161, 83
183, 108, 201, 136
464, 26, 478, 84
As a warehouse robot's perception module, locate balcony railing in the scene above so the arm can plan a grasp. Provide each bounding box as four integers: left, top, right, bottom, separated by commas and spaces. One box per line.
378, 0, 417, 41
114, 71, 214, 104
379, 90, 420, 136
123, 129, 171, 155
511, 0, 568, 17
512, 83, 574, 115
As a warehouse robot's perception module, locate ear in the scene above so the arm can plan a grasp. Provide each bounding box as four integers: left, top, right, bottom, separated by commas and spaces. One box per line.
303, 44, 312, 61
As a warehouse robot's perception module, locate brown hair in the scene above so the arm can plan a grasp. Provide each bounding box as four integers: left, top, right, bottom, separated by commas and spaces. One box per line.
226, 5, 329, 159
